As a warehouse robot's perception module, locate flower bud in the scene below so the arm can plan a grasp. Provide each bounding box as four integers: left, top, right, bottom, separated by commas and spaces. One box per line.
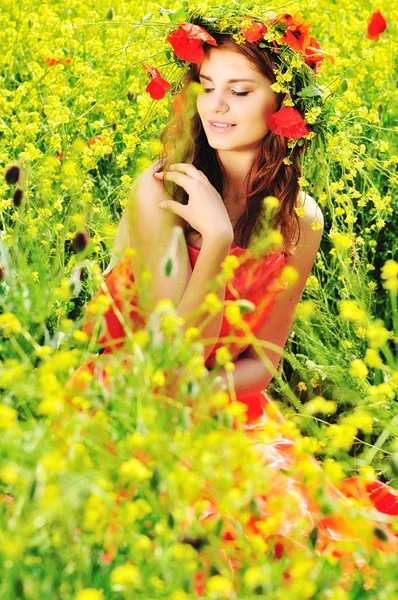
72, 232, 89, 253
5, 165, 21, 185
13, 189, 23, 207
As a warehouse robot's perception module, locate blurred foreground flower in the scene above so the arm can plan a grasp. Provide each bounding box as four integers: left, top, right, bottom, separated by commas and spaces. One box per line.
367, 10, 388, 40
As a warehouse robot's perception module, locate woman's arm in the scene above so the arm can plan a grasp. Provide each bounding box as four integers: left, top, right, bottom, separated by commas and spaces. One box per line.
103, 162, 233, 362
214, 194, 324, 397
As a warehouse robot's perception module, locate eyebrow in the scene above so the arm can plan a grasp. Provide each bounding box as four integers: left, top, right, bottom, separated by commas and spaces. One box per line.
198, 74, 256, 83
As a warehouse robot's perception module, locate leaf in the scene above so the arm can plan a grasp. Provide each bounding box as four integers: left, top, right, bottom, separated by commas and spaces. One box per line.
168, 7, 187, 22
167, 513, 175, 528
143, 11, 156, 21
105, 7, 115, 20
150, 466, 160, 491
297, 84, 323, 98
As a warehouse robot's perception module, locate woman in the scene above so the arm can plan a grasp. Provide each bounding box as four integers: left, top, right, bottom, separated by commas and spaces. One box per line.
99, 39, 322, 396
66, 12, 397, 578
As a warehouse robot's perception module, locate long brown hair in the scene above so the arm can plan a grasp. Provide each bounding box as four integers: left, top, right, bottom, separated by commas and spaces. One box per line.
156, 34, 301, 256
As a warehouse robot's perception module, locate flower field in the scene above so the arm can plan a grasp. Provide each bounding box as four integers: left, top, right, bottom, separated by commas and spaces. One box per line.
0, 0, 397, 598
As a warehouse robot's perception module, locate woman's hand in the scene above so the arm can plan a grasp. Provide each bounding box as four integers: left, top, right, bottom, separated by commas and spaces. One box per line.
154, 163, 233, 243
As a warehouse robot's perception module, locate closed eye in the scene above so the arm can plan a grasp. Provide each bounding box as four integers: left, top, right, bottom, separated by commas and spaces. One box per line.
203, 89, 250, 97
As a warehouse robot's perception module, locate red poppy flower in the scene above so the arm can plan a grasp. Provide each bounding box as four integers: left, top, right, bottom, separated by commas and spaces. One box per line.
305, 38, 324, 73
367, 10, 388, 40
166, 22, 218, 64
268, 107, 310, 139
273, 13, 312, 53
272, 13, 295, 26
44, 57, 59, 66
240, 16, 267, 43
44, 57, 72, 66
142, 63, 170, 100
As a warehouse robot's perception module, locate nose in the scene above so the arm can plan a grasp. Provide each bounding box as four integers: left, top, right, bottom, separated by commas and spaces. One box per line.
209, 90, 229, 113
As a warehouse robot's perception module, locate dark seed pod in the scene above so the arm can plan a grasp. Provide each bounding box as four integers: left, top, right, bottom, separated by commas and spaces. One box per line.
111, 122, 117, 131
309, 526, 318, 548
180, 536, 208, 550
72, 231, 89, 253
374, 527, 389, 542
5, 165, 21, 185
127, 91, 136, 101
13, 189, 23, 207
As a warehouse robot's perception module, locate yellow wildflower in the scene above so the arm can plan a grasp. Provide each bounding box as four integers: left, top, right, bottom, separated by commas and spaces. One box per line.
206, 575, 232, 595
339, 300, 366, 323
203, 292, 222, 314
0, 313, 22, 336
332, 233, 352, 250
366, 321, 392, 348
120, 458, 151, 482
281, 265, 299, 286
184, 327, 200, 342
76, 590, 104, 600
215, 346, 232, 366
349, 359, 368, 379
364, 348, 384, 369
0, 405, 18, 430
110, 564, 142, 591
304, 396, 337, 415
225, 302, 244, 327
72, 330, 88, 343
221, 255, 240, 280
305, 275, 319, 291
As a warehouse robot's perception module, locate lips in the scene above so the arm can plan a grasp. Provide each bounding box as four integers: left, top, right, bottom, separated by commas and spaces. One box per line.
208, 121, 237, 134
209, 120, 236, 126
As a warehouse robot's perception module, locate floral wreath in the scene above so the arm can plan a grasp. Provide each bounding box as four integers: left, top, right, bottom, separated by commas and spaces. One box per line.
141, 3, 336, 154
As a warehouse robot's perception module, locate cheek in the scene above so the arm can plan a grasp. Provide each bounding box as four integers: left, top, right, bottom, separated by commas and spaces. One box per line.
196, 93, 206, 113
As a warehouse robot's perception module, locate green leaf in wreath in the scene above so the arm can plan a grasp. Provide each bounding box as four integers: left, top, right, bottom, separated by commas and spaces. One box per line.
297, 84, 323, 98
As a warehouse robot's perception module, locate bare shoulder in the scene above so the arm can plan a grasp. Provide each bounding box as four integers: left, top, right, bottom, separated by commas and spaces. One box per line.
287, 191, 324, 267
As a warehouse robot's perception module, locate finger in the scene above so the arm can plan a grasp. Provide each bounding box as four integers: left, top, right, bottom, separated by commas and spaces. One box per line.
159, 200, 187, 219
169, 163, 204, 181
162, 170, 198, 192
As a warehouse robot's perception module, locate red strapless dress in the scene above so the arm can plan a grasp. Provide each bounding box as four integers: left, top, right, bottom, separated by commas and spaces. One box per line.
66, 244, 398, 587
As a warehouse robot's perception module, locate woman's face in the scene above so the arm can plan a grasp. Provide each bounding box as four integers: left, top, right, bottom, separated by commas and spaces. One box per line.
196, 48, 278, 153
